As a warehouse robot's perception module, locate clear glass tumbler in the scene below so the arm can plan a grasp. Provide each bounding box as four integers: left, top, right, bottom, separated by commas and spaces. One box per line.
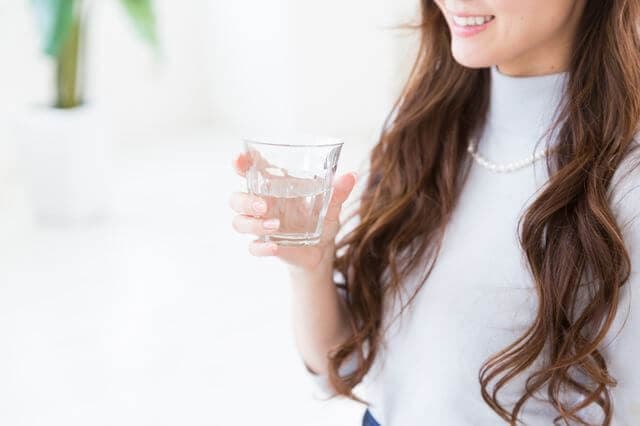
243, 135, 344, 246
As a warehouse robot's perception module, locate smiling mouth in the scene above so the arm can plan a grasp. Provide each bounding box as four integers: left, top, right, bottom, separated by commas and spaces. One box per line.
451, 15, 495, 27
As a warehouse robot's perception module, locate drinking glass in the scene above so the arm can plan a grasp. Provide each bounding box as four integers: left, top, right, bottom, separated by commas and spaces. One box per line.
243, 134, 344, 246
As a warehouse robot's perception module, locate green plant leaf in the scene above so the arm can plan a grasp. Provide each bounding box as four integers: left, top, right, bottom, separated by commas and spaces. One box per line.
118, 0, 158, 47
30, 0, 75, 57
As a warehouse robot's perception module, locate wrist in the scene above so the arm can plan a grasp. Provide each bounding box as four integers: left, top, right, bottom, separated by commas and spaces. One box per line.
288, 256, 334, 287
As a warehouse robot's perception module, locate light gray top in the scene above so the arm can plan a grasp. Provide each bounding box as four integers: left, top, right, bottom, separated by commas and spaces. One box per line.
304, 65, 640, 425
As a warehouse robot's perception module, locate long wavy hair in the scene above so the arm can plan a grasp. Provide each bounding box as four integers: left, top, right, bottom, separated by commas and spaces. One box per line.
326, 1, 640, 424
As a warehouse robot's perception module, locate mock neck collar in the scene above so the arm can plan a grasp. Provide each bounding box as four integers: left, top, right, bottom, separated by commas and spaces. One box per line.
477, 65, 569, 162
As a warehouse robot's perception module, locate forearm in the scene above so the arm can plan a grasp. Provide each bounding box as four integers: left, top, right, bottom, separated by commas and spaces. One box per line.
288, 262, 353, 375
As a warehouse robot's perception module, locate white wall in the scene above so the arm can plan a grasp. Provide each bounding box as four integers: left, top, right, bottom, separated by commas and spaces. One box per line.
207, 0, 419, 143
92, 0, 213, 134
207, 0, 297, 135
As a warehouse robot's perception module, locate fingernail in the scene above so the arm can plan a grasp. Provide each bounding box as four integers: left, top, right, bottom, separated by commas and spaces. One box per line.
253, 200, 267, 214
263, 218, 280, 229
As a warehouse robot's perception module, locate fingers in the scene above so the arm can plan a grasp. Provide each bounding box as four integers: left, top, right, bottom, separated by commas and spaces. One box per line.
232, 152, 252, 177
324, 172, 358, 225
228, 192, 268, 217
232, 215, 280, 235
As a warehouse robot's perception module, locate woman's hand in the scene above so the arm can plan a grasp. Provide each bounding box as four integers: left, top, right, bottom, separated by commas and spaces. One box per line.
229, 152, 357, 272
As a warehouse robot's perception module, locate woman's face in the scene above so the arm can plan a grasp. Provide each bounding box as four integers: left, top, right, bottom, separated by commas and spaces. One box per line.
433, 0, 586, 75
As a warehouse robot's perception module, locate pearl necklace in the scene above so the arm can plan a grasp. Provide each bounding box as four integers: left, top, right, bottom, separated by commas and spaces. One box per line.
466, 138, 553, 173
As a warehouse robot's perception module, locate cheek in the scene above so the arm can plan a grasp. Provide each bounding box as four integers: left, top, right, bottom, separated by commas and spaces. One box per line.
497, 11, 566, 55
487, 0, 564, 45
496, 15, 530, 51
492, 1, 537, 44
495, 0, 572, 45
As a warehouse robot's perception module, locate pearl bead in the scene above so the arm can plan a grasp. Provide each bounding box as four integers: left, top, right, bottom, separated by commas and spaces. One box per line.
467, 138, 551, 173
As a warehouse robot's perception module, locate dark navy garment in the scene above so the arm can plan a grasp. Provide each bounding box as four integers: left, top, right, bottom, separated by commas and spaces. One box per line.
362, 408, 381, 426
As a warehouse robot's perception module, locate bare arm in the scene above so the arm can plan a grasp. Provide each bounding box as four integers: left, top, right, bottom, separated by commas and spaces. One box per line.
288, 263, 353, 375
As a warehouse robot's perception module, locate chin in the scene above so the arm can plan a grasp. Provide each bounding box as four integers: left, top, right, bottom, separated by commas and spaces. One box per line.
450, 45, 494, 69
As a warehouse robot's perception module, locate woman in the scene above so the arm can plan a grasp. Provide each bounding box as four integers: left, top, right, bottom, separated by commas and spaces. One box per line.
229, 0, 640, 424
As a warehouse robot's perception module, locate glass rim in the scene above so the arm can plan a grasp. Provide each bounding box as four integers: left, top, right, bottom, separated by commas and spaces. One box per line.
242, 137, 344, 148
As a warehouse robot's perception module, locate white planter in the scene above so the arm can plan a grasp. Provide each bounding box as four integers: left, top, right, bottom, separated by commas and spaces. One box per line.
14, 103, 112, 226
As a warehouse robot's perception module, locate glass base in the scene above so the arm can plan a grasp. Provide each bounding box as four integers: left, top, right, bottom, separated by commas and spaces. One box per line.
258, 234, 321, 247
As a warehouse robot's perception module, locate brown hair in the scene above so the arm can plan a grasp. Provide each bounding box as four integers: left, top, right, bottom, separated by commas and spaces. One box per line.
326, 0, 640, 424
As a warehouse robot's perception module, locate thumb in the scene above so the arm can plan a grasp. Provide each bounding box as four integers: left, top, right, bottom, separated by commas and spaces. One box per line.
324, 172, 358, 225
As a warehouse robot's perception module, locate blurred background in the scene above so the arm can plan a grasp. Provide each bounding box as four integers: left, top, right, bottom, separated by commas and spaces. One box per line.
0, 0, 418, 424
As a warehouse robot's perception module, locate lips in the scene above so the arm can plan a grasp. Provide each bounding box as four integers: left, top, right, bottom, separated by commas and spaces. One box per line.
447, 12, 495, 37
451, 15, 495, 27
447, 10, 494, 18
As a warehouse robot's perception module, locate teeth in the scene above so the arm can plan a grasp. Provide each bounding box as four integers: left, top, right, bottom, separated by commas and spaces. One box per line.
452, 15, 493, 27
